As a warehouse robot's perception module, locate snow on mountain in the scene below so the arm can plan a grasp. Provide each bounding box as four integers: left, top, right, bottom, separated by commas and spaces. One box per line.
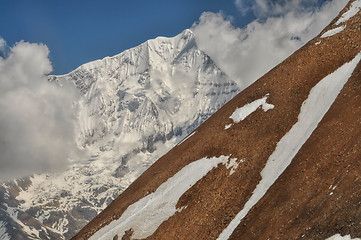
73, 2, 361, 239
335, 0, 361, 24
0, 29, 239, 239
327, 234, 361, 240
53, 29, 237, 159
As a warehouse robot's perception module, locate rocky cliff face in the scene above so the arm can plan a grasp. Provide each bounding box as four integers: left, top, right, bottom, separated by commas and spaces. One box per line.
0, 29, 239, 239
73, 1, 361, 239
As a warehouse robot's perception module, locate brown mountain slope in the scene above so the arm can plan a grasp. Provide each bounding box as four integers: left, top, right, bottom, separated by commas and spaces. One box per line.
230, 51, 361, 240
73, 1, 361, 239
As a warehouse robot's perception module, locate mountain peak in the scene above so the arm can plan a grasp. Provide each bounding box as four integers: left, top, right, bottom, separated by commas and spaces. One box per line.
144, 28, 197, 65
178, 28, 195, 42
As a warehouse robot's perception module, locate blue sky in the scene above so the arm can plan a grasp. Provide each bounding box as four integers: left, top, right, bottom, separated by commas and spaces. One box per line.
0, 0, 256, 75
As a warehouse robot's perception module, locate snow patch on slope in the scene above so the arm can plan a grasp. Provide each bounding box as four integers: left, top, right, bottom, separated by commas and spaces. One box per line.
322, 0, 361, 39
225, 94, 274, 129
225, 157, 243, 175
217, 52, 361, 240
336, 0, 361, 25
327, 234, 361, 240
177, 131, 196, 146
321, 25, 346, 38
90, 155, 236, 240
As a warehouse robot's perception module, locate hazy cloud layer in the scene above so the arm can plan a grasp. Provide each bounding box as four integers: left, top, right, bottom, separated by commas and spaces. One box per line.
0, 37, 8, 57
0, 41, 79, 182
192, 0, 348, 90
235, 0, 324, 18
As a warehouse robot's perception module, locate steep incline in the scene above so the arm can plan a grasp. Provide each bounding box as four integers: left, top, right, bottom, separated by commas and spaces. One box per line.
73, 1, 361, 239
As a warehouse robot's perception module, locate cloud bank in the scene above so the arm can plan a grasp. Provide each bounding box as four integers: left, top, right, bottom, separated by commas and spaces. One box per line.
192, 0, 348, 90
0, 39, 79, 182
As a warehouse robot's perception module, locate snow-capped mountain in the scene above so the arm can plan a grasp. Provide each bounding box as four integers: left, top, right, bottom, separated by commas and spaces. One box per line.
74, 1, 361, 239
54, 29, 237, 157
0, 29, 239, 239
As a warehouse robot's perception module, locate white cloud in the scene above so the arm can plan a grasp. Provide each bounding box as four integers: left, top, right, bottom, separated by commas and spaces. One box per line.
234, 0, 251, 15
0, 37, 8, 56
235, 0, 324, 18
192, 0, 348, 90
0, 40, 80, 182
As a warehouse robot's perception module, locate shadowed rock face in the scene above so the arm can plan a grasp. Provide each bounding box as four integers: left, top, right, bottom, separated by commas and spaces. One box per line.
0, 178, 65, 240
72, 1, 361, 239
